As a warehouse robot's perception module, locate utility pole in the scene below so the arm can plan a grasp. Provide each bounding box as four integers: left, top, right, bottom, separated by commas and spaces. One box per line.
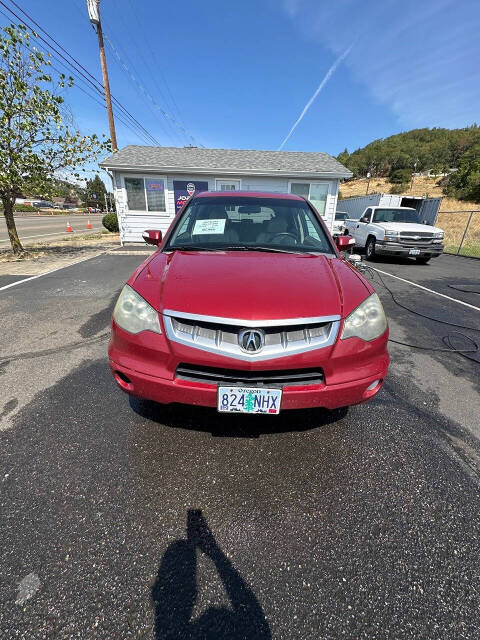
410, 160, 418, 191
87, 0, 118, 152
104, 193, 109, 212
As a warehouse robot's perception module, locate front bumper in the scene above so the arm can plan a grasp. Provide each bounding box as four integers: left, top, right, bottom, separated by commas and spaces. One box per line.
375, 241, 443, 258
108, 321, 390, 411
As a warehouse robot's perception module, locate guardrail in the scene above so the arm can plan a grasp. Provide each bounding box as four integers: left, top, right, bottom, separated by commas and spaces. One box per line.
436, 210, 480, 258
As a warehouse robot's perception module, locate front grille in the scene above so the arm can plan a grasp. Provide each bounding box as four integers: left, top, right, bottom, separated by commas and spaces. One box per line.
176, 363, 324, 386
398, 231, 434, 244
163, 309, 340, 362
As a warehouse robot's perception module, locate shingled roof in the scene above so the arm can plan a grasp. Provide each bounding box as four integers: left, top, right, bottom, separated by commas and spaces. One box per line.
100, 146, 352, 179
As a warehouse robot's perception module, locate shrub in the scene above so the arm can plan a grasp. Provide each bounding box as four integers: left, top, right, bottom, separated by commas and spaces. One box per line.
390, 183, 408, 194
389, 168, 412, 184
13, 204, 40, 212
102, 212, 119, 232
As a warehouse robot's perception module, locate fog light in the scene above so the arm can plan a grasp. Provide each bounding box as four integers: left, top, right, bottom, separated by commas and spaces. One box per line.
366, 379, 380, 391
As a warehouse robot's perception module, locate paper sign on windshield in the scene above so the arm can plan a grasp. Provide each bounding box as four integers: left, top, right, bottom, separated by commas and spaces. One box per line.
192, 219, 226, 235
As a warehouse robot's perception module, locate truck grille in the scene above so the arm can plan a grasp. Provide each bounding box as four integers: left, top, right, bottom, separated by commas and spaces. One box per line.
398, 231, 434, 244
176, 364, 324, 386
163, 309, 340, 362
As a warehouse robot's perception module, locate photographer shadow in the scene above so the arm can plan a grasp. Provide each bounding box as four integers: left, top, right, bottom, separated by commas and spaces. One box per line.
152, 510, 271, 639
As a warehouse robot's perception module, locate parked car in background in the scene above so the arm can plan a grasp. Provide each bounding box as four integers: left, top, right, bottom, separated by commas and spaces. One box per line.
109, 191, 389, 416
344, 206, 444, 264
31, 200, 55, 209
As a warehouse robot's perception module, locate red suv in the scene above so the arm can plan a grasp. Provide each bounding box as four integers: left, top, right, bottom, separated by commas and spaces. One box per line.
109, 192, 389, 415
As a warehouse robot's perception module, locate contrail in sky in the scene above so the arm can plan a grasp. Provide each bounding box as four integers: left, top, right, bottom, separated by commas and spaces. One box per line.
278, 43, 354, 150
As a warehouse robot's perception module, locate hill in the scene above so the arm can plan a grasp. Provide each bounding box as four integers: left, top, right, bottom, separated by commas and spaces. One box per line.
338, 126, 480, 178
339, 176, 478, 212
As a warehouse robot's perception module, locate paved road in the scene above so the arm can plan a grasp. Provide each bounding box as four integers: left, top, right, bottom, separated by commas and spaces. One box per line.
0, 214, 104, 246
0, 253, 479, 639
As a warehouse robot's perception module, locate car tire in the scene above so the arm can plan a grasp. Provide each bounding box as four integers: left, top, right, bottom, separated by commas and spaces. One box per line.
415, 256, 431, 264
365, 237, 376, 261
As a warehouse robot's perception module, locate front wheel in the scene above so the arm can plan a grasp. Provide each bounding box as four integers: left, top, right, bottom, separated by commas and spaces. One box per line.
415, 256, 431, 264
365, 237, 376, 261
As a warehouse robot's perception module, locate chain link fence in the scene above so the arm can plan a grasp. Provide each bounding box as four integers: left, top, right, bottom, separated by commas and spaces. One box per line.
436, 210, 480, 258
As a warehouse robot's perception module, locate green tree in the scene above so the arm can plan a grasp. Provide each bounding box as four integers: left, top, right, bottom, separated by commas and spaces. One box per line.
444, 150, 480, 203
337, 148, 349, 166
0, 24, 110, 254
84, 174, 107, 209
244, 393, 255, 412
389, 168, 412, 184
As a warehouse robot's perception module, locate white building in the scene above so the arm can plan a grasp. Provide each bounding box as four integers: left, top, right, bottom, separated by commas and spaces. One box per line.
99, 146, 352, 243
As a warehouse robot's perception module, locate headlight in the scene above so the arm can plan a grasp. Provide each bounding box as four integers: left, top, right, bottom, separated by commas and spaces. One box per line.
384, 231, 399, 241
341, 293, 387, 341
113, 285, 162, 334
433, 231, 444, 239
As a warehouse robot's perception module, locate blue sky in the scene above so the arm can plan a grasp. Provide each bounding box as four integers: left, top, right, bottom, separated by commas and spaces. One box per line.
1, 0, 479, 175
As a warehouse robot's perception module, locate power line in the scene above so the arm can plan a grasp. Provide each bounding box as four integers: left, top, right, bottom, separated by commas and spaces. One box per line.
103, 28, 181, 146
0, 0, 161, 146
0, 10, 156, 146
1, 24, 157, 147
103, 31, 203, 147
3, 0, 159, 145
123, 0, 187, 133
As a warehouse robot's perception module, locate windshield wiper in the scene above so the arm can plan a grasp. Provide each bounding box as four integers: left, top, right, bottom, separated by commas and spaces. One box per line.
224, 245, 308, 255
168, 245, 223, 252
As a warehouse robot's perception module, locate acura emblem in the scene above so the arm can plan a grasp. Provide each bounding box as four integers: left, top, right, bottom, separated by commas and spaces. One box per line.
238, 329, 265, 353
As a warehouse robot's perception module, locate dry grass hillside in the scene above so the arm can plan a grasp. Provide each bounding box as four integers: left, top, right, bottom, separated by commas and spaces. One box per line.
339, 176, 478, 212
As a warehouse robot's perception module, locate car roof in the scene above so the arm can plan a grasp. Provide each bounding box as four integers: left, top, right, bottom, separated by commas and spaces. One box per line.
194, 190, 304, 201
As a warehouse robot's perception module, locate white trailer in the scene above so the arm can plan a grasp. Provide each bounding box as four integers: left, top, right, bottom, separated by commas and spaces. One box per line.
338, 193, 441, 225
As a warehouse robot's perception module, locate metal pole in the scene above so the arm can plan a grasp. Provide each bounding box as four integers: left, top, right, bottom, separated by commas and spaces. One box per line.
457, 211, 474, 255
93, 3, 118, 152
104, 193, 108, 212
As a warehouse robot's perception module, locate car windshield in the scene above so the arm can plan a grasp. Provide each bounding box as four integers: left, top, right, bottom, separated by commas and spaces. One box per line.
165, 196, 335, 254
372, 208, 420, 223
335, 212, 348, 221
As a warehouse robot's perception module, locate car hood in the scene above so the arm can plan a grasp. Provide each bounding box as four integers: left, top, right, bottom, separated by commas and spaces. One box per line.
132, 250, 371, 320
377, 221, 443, 233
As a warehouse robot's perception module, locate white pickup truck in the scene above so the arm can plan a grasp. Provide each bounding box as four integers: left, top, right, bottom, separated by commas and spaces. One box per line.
344, 206, 444, 264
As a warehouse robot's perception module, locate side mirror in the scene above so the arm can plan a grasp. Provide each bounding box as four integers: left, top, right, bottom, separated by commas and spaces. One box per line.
142, 229, 162, 246
335, 235, 355, 251
360, 216, 369, 223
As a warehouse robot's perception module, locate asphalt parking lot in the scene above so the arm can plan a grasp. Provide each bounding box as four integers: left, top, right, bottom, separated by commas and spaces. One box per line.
0, 251, 479, 639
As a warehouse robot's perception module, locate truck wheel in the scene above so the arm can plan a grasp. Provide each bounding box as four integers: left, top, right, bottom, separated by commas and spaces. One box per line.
415, 256, 431, 264
365, 237, 376, 261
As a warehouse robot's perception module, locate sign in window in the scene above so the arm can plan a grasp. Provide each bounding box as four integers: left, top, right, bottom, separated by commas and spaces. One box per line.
125, 177, 166, 212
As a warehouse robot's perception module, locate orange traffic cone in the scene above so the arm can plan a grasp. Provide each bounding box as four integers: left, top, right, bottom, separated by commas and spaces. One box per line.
87, 219, 92, 229
66, 221, 73, 233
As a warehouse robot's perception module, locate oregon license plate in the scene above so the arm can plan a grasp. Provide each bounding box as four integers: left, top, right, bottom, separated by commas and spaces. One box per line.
409, 248, 421, 255
217, 386, 282, 415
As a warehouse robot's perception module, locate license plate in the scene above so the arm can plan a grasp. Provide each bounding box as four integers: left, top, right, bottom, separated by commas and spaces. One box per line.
409, 248, 421, 255
217, 386, 282, 415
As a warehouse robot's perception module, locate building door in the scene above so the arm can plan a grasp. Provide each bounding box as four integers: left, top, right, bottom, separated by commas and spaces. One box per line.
215, 179, 241, 191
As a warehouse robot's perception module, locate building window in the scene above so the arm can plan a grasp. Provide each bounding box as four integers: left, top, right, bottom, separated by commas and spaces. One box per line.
290, 182, 329, 215
215, 179, 241, 191
124, 177, 166, 212
145, 179, 166, 212
125, 177, 146, 211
